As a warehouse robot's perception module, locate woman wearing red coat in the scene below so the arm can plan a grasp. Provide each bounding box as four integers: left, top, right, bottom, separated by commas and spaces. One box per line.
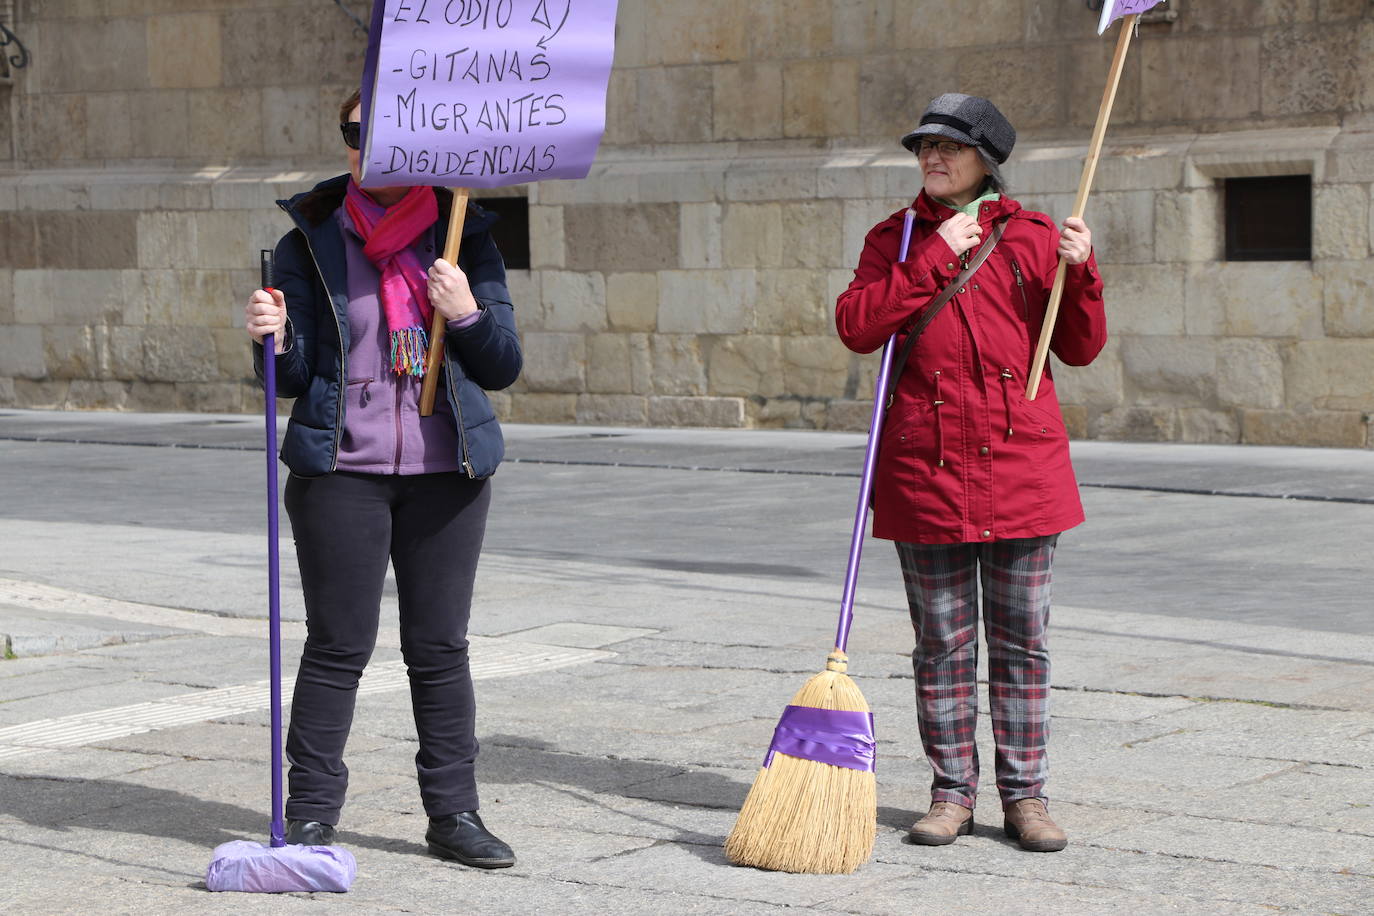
835, 94, 1106, 852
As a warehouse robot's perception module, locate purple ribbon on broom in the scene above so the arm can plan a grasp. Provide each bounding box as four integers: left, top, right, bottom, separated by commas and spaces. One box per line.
764, 706, 876, 772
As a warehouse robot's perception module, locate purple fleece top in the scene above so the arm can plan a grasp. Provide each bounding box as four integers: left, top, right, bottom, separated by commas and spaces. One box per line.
333, 208, 481, 475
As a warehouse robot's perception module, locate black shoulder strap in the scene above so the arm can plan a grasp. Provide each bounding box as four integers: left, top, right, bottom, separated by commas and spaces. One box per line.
887, 218, 1008, 407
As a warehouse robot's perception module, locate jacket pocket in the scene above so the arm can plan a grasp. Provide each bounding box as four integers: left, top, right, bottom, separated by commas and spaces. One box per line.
345, 377, 374, 408
456, 377, 496, 429
1017, 390, 1064, 439
1010, 259, 1030, 320
280, 420, 335, 478
876, 389, 936, 510
1014, 388, 1071, 528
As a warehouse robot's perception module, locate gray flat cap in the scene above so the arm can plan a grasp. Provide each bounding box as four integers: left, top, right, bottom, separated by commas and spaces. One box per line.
900, 93, 1016, 164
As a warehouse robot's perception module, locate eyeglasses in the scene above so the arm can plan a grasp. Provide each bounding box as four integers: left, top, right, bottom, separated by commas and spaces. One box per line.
915, 138, 970, 158
340, 121, 362, 150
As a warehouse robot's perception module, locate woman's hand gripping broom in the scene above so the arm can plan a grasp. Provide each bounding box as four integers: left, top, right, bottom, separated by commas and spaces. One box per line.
724, 210, 918, 875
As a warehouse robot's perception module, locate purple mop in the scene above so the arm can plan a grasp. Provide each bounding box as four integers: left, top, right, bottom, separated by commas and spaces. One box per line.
205, 251, 356, 893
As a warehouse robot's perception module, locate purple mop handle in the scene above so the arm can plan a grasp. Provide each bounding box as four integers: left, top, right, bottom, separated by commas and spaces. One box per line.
265, 333, 284, 848
261, 251, 285, 849
834, 209, 916, 654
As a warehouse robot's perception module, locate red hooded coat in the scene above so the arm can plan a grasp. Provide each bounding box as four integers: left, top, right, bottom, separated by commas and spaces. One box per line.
836, 191, 1107, 544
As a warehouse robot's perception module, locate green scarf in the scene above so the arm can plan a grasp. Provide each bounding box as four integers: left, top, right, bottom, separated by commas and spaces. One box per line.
937, 190, 1000, 218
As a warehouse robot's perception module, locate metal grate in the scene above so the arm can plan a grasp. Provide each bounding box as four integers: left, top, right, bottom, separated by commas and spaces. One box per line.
1224, 175, 1311, 262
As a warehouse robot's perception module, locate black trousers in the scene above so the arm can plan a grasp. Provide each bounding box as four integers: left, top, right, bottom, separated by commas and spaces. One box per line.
282, 470, 490, 825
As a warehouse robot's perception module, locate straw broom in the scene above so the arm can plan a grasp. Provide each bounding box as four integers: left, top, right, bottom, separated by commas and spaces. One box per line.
725, 214, 915, 871
724, 649, 876, 874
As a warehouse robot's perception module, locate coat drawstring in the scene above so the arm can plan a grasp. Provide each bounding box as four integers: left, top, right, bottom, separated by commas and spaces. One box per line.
1000, 368, 1015, 439
933, 370, 946, 469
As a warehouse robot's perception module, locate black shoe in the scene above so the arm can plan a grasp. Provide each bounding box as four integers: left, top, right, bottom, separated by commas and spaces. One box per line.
284, 819, 336, 846
426, 811, 516, 868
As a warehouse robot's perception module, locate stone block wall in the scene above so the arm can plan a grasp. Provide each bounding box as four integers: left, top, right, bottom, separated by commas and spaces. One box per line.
2, 0, 1372, 446
1015, 125, 1374, 448
0, 0, 365, 410
0, 168, 330, 411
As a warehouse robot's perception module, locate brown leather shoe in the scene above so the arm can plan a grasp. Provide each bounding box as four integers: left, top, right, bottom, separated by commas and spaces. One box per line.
1003, 798, 1067, 852
908, 801, 974, 846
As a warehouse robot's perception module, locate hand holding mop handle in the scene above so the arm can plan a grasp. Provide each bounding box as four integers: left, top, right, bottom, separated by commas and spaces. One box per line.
834, 210, 915, 654
259, 249, 285, 849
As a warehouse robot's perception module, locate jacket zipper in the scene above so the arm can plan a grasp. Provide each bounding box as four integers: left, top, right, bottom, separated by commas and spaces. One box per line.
393, 376, 405, 474
1000, 368, 1015, 439
440, 246, 476, 477
443, 347, 475, 478
434, 208, 476, 478
1011, 260, 1029, 320
297, 230, 348, 472
932, 369, 946, 469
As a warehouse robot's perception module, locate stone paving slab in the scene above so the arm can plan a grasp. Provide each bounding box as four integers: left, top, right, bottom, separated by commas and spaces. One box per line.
868, 830, 1374, 913
1048, 689, 1203, 722
94, 720, 302, 764
0, 657, 134, 704
825, 870, 1288, 916
1298, 677, 1374, 712
0, 746, 178, 782
1139, 721, 1374, 769
0, 517, 309, 620
508, 622, 662, 648
1094, 814, 1374, 875
0, 675, 222, 724
1204, 765, 1374, 833
1, 606, 183, 657
540, 841, 917, 909
1113, 657, 1373, 709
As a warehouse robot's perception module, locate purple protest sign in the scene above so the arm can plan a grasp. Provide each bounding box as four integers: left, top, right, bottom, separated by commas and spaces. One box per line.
1097, 0, 1166, 35
358, 0, 619, 188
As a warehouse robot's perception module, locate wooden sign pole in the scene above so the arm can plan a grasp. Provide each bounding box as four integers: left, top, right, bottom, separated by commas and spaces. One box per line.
1026, 13, 1137, 400
419, 187, 470, 417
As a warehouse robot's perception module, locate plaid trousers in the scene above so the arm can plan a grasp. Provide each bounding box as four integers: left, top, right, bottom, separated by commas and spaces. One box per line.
895, 536, 1057, 808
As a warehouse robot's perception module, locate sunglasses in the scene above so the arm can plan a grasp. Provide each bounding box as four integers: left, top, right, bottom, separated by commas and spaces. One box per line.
340, 121, 362, 150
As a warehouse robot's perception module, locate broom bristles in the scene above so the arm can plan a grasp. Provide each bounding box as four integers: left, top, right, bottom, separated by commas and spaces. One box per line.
725, 652, 877, 874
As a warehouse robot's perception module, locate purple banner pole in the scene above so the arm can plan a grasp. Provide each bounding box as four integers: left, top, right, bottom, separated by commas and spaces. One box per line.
359, 0, 619, 189
833, 210, 916, 654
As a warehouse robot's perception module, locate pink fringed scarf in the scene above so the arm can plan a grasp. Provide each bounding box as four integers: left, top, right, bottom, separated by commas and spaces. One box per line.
343, 180, 439, 376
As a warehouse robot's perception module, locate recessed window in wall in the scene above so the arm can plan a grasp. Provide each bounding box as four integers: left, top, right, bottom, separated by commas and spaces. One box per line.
473, 196, 530, 270
1223, 175, 1311, 261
